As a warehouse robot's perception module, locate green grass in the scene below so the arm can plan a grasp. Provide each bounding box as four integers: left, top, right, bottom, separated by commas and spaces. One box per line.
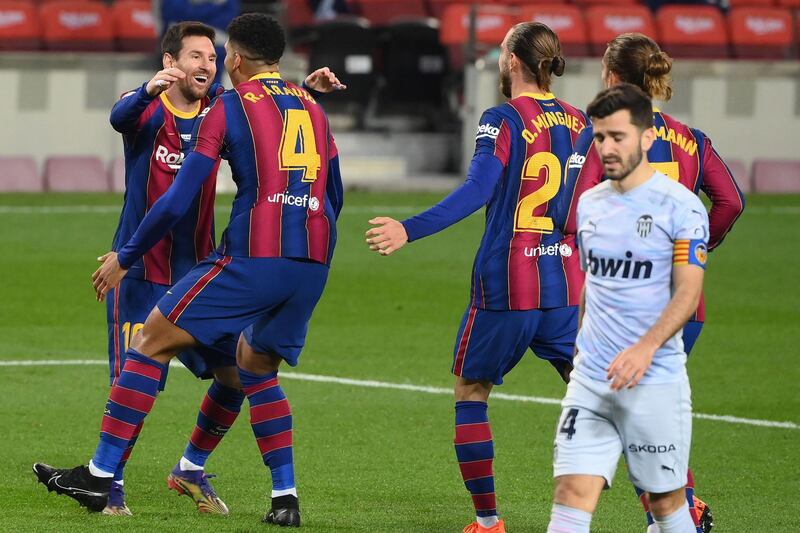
0, 193, 798, 531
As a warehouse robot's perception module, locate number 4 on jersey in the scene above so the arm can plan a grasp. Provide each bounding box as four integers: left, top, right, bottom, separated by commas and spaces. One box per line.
279, 109, 321, 183
559, 408, 579, 440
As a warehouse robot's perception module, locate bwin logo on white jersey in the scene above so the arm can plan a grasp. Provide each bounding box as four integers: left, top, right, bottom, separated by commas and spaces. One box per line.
476, 123, 500, 141
155, 145, 185, 170
567, 152, 586, 170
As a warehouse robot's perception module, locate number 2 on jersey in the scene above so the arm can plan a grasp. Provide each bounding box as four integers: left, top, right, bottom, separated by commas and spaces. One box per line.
279, 109, 321, 183
514, 151, 562, 233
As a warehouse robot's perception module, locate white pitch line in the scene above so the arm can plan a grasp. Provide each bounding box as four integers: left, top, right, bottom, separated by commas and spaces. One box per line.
1, 358, 796, 430
1, 205, 798, 215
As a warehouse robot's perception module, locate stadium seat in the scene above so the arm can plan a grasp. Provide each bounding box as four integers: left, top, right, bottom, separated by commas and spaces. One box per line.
573, 0, 640, 5
728, 7, 795, 59
0, 156, 43, 192
0, 1, 41, 51
752, 159, 800, 193
728, 0, 775, 6
586, 5, 657, 56
428, 0, 468, 19
112, 0, 157, 53
40, 0, 113, 51
356, 0, 428, 26
517, 5, 589, 57
656, 6, 728, 59
776, 0, 800, 7
109, 157, 125, 193
44, 156, 109, 192
372, 18, 449, 127
439, 4, 516, 69
725, 159, 751, 194
307, 16, 377, 124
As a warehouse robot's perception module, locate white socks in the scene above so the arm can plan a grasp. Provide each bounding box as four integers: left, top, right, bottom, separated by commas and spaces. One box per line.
271, 487, 298, 498
653, 501, 696, 533
88, 460, 114, 478
179, 456, 204, 471
477, 515, 499, 528
547, 503, 592, 533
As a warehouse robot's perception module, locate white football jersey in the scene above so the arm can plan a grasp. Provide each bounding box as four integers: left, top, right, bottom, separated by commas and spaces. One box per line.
575, 172, 709, 384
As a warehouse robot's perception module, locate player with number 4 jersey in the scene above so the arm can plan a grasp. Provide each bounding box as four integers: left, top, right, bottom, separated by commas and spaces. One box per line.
366, 23, 586, 533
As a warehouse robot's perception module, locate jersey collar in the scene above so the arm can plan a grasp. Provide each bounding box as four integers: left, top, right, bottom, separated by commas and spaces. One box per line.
249, 72, 282, 81
519, 92, 555, 100
159, 92, 201, 119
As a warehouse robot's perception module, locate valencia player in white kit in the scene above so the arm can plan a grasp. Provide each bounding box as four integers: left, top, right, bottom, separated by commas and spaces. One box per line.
547, 84, 708, 533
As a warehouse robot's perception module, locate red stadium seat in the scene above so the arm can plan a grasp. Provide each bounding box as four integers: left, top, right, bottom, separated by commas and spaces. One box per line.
0, 156, 42, 192
574, 0, 640, 5
112, 0, 157, 53
440, 4, 516, 68
656, 5, 728, 59
356, 0, 428, 26
728, 0, 775, 6
725, 159, 751, 194
40, 0, 113, 51
285, 0, 314, 29
429, 0, 467, 19
728, 7, 795, 59
0, 1, 41, 50
776, 0, 800, 7
44, 156, 109, 192
586, 5, 657, 56
109, 157, 126, 193
752, 159, 800, 193
518, 5, 589, 57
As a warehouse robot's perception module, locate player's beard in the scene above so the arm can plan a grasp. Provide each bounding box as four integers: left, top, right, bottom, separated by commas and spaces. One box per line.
604, 146, 644, 181
179, 79, 207, 102
499, 65, 511, 98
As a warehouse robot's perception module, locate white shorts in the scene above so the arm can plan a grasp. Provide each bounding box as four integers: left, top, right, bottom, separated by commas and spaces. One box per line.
553, 370, 692, 494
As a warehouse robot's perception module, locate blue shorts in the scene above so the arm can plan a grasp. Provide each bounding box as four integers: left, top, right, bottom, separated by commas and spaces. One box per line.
682, 320, 703, 356
106, 277, 236, 389
452, 305, 577, 385
157, 254, 328, 366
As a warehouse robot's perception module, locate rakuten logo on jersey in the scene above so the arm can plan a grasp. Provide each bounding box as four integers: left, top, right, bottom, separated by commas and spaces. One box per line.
476, 123, 500, 140
524, 243, 573, 258
567, 152, 585, 170
267, 192, 320, 211
155, 145, 185, 170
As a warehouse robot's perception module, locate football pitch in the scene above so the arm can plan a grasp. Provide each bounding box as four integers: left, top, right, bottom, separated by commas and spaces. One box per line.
0, 192, 798, 532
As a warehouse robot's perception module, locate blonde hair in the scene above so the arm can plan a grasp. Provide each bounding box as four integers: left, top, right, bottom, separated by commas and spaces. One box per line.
605, 33, 673, 101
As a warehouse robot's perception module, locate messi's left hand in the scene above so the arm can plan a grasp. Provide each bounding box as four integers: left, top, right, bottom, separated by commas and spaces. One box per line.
607, 342, 656, 391
366, 217, 408, 256
305, 67, 347, 93
92, 251, 129, 302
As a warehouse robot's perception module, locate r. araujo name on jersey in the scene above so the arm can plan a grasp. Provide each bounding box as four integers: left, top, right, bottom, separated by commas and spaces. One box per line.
575, 172, 709, 384
470, 93, 588, 311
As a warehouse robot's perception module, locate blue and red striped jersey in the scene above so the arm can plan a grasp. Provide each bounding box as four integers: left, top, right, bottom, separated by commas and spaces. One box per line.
469, 92, 588, 311
110, 84, 221, 285
562, 109, 746, 321
192, 73, 342, 265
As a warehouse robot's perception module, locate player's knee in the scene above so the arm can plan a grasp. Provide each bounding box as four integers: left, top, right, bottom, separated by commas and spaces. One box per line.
236, 335, 282, 375
648, 487, 686, 518
212, 366, 242, 389
552, 475, 603, 513
454, 377, 492, 402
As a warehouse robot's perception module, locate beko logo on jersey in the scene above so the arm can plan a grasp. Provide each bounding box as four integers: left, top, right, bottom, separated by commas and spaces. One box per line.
155, 145, 185, 170
524, 243, 573, 258
567, 152, 585, 170
267, 192, 320, 211
476, 123, 500, 140
587, 250, 652, 279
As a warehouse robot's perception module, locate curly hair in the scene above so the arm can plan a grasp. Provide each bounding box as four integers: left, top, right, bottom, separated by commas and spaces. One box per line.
227, 13, 286, 64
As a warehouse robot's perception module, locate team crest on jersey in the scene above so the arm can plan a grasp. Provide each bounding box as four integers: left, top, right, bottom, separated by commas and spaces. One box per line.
636, 215, 653, 238
476, 123, 500, 140
694, 243, 708, 266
